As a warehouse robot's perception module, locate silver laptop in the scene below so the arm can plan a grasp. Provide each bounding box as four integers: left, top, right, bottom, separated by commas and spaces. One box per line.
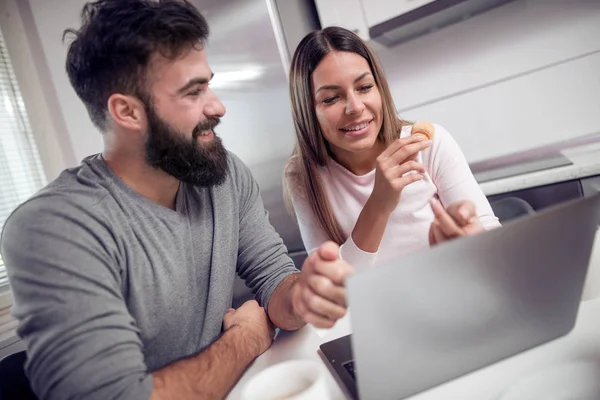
320, 194, 600, 400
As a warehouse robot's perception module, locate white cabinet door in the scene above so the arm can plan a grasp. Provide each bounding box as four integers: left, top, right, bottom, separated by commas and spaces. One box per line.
314, 0, 371, 40
360, 0, 438, 27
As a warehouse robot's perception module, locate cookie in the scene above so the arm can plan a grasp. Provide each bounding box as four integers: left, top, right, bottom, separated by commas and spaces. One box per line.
411, 121, 435, 141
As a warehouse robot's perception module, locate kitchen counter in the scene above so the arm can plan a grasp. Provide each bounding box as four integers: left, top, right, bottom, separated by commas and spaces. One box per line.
479, 158, 600, 196
470, 133, 600, 196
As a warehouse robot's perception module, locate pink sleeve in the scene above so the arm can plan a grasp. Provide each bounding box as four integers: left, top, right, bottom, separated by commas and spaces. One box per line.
287, 182, 332, 255
426, 124, 501, 230
287, 177, 378, 269
340, 234, 378, 270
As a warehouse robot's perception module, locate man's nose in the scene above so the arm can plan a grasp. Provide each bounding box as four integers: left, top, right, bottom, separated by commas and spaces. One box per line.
205, 88, 226, 118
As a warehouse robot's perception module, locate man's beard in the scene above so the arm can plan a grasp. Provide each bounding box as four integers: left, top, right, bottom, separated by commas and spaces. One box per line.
144, 103, 229, 186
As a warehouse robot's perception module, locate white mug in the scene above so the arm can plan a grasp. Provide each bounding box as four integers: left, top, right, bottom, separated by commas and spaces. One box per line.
242, 359, 329, 400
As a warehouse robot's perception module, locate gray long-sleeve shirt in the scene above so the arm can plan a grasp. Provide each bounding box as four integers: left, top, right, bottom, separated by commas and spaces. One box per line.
0, 152, 299, 400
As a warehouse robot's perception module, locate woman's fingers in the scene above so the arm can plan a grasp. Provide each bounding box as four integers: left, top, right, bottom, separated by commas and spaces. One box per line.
430, 198, 463, 238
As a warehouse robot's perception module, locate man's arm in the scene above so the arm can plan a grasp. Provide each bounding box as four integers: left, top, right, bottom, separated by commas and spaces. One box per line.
151, 301, 273, 400
231, 154, 353, 330
1, 198, 272, 400
267, 273, 304, 330
152, 326, 255, 400
231, 154, 299, 311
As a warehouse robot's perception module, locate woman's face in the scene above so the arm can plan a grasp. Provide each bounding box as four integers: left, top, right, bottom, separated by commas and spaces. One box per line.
312, 50, 383, 159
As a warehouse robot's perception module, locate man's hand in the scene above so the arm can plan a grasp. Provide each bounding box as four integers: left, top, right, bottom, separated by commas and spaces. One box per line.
429, 198, 484, 245
223, 300, 274, 356
151, 300, 274, 400
292, 242, 354, 329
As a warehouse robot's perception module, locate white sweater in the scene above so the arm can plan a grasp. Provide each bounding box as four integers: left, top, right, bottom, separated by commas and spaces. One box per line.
289, 124, 500, 270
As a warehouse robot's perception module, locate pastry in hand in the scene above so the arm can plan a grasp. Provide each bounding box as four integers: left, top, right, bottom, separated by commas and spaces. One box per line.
411, 121, 435, 141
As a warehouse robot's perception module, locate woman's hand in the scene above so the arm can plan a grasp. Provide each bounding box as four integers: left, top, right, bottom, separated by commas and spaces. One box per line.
428, 198, 485, 245
369, 135, 433, 215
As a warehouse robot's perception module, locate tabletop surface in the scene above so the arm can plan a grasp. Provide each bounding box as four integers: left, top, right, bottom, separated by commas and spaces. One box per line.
227, 298, 600, 400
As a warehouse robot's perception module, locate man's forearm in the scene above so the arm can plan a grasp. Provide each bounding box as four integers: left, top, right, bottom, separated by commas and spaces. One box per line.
150, 325, 260, 400
267, 273, 305, 331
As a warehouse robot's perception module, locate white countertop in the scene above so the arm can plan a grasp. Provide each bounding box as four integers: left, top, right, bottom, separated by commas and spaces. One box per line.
478, 142, 600, 196
228, 297, 600, 400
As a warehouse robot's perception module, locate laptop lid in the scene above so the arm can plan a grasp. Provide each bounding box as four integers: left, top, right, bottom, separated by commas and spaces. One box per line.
347, 194, 600, 400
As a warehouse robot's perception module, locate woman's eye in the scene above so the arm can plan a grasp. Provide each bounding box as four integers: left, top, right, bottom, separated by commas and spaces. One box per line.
359, 84, 373, 92
323, 96, 338, 104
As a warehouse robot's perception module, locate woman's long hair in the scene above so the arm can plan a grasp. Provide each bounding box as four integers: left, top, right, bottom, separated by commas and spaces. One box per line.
284, 26, 410, 245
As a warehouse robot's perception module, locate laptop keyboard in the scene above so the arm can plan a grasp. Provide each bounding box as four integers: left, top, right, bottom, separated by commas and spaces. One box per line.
342, 360, 356, 381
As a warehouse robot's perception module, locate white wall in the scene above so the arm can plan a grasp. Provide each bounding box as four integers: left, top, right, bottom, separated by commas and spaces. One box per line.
215, 86, 295, 166
376, 0, 600, 162
0, 0, 76, 180
17, 0, 297, 168
26, 0, 102, 163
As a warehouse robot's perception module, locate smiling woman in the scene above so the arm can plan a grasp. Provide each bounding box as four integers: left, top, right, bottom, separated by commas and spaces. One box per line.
284, 26, 500, 271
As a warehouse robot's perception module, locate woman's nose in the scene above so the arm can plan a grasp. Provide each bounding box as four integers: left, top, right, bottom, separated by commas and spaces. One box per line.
345, 95, 365, 115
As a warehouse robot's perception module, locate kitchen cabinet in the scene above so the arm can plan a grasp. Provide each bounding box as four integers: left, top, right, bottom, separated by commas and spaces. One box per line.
360, 0, 437, 27
488, 179, 583, 213
313, 0, 513, 46
581, 175, 600, 198
487, 175, 600, 223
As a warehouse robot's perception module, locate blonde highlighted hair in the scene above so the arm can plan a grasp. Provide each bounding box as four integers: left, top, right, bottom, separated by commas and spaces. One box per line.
284, 26, 410, 245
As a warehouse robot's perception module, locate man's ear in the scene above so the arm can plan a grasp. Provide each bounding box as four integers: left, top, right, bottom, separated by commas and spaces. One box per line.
107, 94, 146, 131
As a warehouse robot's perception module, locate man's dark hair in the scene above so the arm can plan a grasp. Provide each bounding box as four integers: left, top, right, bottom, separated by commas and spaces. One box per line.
64, 0, 209, 131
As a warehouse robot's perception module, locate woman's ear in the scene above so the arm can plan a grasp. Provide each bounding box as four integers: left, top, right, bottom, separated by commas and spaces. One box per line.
106, 94, 146, 132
